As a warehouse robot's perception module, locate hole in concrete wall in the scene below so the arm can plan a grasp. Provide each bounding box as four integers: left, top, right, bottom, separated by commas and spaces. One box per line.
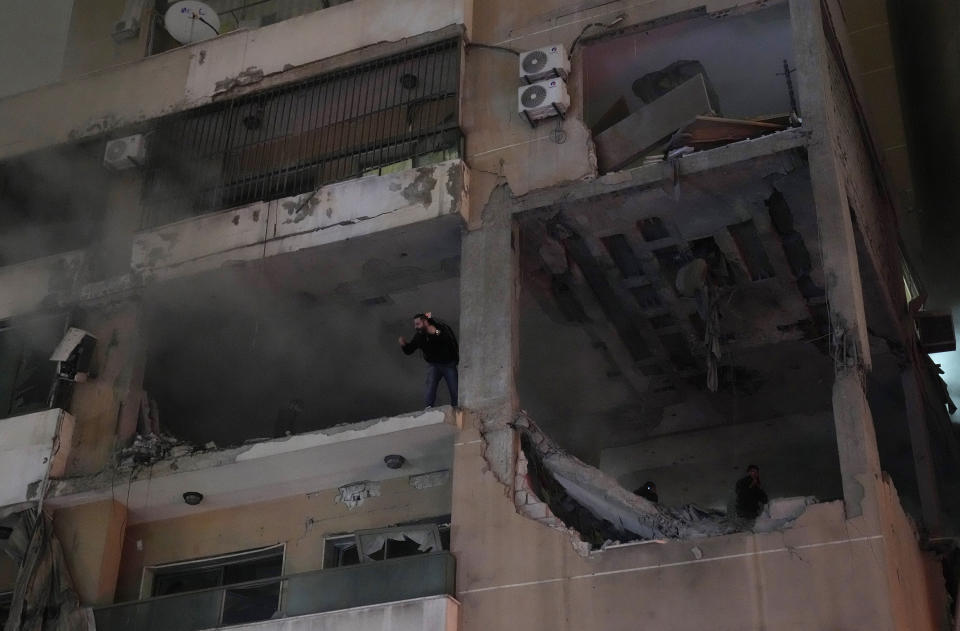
518, 191, 840, 519
142, 220, 461, 446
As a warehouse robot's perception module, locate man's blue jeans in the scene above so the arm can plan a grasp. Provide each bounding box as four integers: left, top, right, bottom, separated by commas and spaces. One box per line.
425, 362, 458, 407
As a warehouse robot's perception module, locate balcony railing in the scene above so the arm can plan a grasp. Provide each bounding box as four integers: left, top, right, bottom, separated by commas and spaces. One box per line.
92, 552, 455, 631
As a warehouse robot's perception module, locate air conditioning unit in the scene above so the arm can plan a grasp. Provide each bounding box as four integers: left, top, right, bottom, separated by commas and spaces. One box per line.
519, 44, 569, 82
518, 77, 570, 123
104, 134, 146, 170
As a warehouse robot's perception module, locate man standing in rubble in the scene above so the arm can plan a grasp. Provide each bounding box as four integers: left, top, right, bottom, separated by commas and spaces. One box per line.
735, 464, 768, 521
399, 313, 459, 408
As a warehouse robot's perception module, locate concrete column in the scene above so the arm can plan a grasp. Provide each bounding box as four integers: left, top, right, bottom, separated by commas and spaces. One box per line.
790, 0, 882, 519
67, 299, 146, 476
53, 499, 127, 606
456, 181, 518, 481
901, 368, 942, 535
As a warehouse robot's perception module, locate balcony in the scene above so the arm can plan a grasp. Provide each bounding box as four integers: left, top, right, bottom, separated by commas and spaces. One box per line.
92, 552, 457, 631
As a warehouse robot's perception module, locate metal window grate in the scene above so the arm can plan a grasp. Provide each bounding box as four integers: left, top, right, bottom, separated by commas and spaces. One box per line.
140, 38, 461, 229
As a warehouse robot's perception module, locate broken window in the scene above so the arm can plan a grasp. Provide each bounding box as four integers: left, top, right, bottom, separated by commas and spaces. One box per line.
0, 313, 71, 419
322, 535, 360, 569
140, 38, 462, 228
148, 545, 283, 625
582, 3, 798, 173
324, 521, 447, 569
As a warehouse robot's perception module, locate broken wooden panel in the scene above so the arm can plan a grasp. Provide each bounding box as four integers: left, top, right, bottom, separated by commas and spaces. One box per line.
683, 116, 786, 148
593, 74, 714, 173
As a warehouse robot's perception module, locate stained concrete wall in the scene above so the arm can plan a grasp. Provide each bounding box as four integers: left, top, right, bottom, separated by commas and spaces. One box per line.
0, 0, 470, 161
131, 160, 467, 283
108, 475, 451, 602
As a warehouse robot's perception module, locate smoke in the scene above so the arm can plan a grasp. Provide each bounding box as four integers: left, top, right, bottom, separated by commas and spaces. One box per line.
142, 257, 460, 447
0, 142, 110, 267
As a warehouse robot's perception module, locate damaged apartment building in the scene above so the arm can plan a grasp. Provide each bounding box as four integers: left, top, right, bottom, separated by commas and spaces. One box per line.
0, 0, 959, 629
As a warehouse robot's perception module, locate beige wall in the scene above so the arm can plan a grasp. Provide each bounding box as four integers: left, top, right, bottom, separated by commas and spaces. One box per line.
53, 499, 128, 606
112, 476, 451, 602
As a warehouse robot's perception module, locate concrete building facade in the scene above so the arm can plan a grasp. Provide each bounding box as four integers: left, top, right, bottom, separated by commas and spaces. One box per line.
0, 1, 957, 630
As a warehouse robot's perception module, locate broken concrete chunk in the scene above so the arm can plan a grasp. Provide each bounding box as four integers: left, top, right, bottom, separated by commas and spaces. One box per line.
408, 470, 451, 490
594, 74, 714, 173
632, 60, 721, 114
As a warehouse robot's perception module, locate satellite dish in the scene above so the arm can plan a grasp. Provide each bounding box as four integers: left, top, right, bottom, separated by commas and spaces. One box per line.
164, 1, 221, 45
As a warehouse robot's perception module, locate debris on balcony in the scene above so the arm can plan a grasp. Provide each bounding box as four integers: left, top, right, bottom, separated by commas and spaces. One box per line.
118, 433, 188, 467
513, 414, 817, 552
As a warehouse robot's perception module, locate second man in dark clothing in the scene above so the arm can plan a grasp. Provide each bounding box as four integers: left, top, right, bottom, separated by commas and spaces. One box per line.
399, 313, 459, 408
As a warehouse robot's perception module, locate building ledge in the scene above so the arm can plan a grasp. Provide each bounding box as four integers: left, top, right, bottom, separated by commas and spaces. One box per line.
502, 127, 811, 217
40, 407, 456, 523
131, 160, 468, 284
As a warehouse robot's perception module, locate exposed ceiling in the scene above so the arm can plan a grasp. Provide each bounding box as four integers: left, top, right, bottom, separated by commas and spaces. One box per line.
517, 153, 836, 466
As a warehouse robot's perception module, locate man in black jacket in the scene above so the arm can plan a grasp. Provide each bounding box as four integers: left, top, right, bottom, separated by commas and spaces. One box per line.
399, 313, 459, 408
735, 464, 768, 520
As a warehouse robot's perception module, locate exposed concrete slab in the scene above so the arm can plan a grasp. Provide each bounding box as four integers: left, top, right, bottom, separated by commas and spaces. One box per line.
41, 407, 457, 523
